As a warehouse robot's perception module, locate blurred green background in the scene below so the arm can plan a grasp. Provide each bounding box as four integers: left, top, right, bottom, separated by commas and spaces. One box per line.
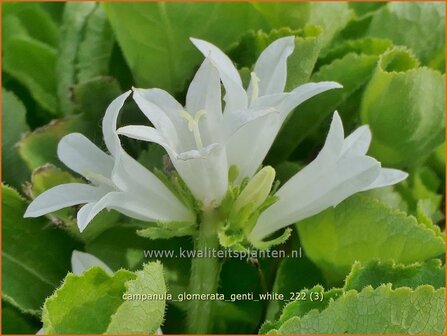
2, 2, 445, 334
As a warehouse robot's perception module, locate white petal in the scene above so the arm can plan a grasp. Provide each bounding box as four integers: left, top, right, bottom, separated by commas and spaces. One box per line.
247, 36, 294, 97
341, 125, 372, 157
57, 133, 114, 178
118, 125, 226, 206
102, 91, 131, 156
177, 143, 221, 160
174, 143, 228, 207
362, 168, 408, 191
190, 37, 248, 111
226, 112, 281, 182
186, 58, 223, 145
251, 155, 380, 240
112, 151, 195, 222
223, 105, 279, 139
78, 191, 192, 232
24, 183, 106, 218
318, 111, 345, 163
278, 82, 343, 121
132, 88, 191, 150
36, 328, 43, 334
71, 250, 113, 275
118, 125, 172, 150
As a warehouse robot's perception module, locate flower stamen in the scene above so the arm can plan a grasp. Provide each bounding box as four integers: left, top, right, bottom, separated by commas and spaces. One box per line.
250, 72, 261, 102
179, 109, 207, 149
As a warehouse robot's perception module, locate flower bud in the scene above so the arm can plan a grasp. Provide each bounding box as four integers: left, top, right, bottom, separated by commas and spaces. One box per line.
233, 166, 275, 215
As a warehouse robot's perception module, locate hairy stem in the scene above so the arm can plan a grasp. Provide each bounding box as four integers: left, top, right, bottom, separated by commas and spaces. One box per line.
187, 207, 222, 334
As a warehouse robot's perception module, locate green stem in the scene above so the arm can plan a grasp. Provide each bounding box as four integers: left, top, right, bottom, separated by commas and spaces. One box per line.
187, 207, 222, 334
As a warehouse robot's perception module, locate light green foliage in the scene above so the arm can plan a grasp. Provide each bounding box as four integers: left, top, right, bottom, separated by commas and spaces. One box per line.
1, 89, 30, 188
17, 116, 90, 170
3, 36, 57, 114
42, 262, 166, 334
3, 3, 59, 114
2, 185, 80, 315
57, 2, 96, 115
263, 285, 445, 334
76, 6, 115, 83
103, 2, 270, 92
106, 262, 167, 334
361, 47, 445, 168
345, 259, 445, 291
368, 2, 445, 67
297, 194, 445, 283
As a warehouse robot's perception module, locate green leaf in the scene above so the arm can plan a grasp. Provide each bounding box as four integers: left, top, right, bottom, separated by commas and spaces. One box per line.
251, 2, 353, 49
57, 2, 96, 115
1, 89, 30, 188
76, 6, 115, 83
106, 262, 167, 334
72, 76, 121, 120
1, 300, 40, 334
42, 263, 166, 334
368, 2, 445, 67
17, 116, 90, 170
3, 36, 57, 114
2, 2, 58, 47
264, 285, 446, 334
360, 47, 445, 168
265, 252, 324, 320
345, 259, 445, 291
260, 286, 343, 334
103, 2, 271, 93
42, 267, 136, 334
2, 184, 80, 315
297, 194, 445, 283
269, 38, 392, 163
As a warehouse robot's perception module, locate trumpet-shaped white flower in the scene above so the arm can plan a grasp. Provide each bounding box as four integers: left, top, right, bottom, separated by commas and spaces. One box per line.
24, 92, 194, 232
119, 59, 228, 207
191, 36, 342, 181
250, 111, 408, 241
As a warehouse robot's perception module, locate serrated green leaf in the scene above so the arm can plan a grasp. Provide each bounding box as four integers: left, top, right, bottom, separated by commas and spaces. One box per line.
106, 262, 167, 334
345, 259, 445, 291
368, 2, 445, 67
2, 184, 80, 316
1, 300, 40, 334
76, 6, 115, 82
3, 36, 57, 114
261, 285, 343, 334
265, 251, 324, 321
103, 2, 272, 93
361, 47, 445, 168
297, 194, 445, 283
1, 89, 30, 188
264, 285, 445, 334
42, 267, 136, 334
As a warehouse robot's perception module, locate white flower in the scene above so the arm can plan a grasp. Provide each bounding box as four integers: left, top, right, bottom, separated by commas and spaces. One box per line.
71, 250, 113, 275
250, 111, 408, 241
118, 59, 228, 207
191, 36, 342, 182
24, 92, 194, 232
